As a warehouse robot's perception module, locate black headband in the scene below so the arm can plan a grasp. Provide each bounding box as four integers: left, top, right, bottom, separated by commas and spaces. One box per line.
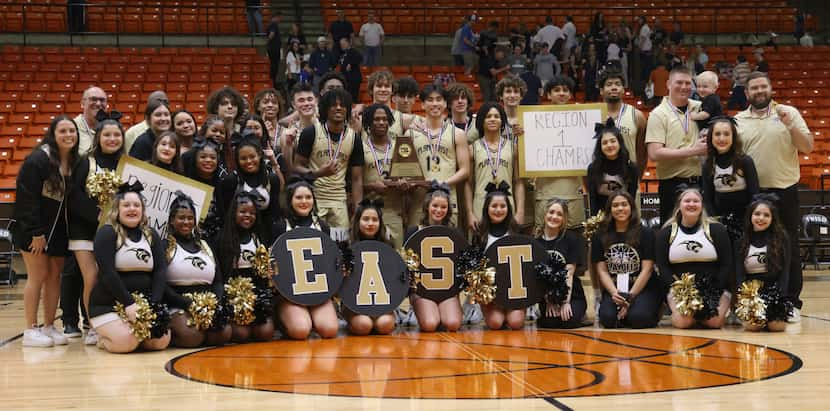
117, 177, 143, 195
358, 198, 384, 210
485, 181, 511, 197
427, 180, 451, 195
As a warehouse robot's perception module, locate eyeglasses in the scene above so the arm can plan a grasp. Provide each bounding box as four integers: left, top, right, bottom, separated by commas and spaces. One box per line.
85, 96, 107, 103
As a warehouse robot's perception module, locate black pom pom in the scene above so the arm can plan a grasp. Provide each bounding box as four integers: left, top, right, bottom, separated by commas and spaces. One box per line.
339, 243, 354, 276
455, 246, 487, 286
253, 287, 274, 325
693, 274, 723, 321
760, 284, 791, 322
535, 256, 570, 305
209, 299, 232, 331
149, 301, 171, 339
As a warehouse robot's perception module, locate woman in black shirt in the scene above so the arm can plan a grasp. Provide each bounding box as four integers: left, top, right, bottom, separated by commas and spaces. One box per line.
587, 120, 639, 216
184, 139, 224, 244
592, 191, 662, 329
149, 131, 183, 174
128, 100, 172, 161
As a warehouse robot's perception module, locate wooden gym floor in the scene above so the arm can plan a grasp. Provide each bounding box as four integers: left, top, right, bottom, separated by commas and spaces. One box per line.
2, 272, 830, 410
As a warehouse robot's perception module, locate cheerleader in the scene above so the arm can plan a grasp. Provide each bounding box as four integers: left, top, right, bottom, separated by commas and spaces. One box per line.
404, 183, 462, 332
342, 199, 397, 335
476, 182, 525, 330
656, 187, 733, 329
216, 192, 275, 342
587, 119, 639, 216
536, 199, 588, 329
592, 191, 662, 328
128, 100, 172, 161
735, 195, 789, 332
217, 136, 282, 246
68, 116, 125, 345
163, 193, 232, 347
14, 116, 78, 347
89, 181, 170, 353
701, 116, 759, 240
273, 178, 338, 339
183, 139, 223, 243
149, 131, 183, 174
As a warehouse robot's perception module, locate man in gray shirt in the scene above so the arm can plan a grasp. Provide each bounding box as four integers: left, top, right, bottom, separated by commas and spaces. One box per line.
533, 42, 559, 85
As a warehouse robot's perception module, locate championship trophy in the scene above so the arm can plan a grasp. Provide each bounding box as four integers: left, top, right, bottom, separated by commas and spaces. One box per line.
389, 133, 424, 180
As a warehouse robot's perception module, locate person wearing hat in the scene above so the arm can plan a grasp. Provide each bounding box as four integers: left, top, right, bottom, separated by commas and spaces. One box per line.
310, 36, 336, 91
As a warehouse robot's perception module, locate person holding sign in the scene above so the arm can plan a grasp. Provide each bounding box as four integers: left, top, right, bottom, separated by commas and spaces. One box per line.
465, 102, 525, 232
216, 192, 275, 342
475, 182, 526, 330
162, 193, 232, 347
89, 181, 171, 353
217, 135, 283, 246
273, 178, 339, 340
404, 184, 462, 332
68, 116, 126, 345
536, 199, 587, 329
645, 66, 705, 226
656, 187, 732, 329
407, 84, 470, 228
291, 88, 364, 240
342, 200, 397, 335
586, 119, 639, 216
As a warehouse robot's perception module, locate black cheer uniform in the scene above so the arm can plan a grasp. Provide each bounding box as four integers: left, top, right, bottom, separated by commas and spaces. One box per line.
587, 158, 639, 216
89, 225, 166, 326
736, 231, 790, 321
12, 147, 70, 256
536, 231, 587, 329
702, 154, 759, 240
68, 152, 121, 250
217, 169, 282, 246
163, 234, 224, 312
592, 227, 662, 328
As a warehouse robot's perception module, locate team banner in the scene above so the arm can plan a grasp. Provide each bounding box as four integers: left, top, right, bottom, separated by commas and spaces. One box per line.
517, 103, 607, 178
114, 156, 213, 235
339, 240, 409, 317
403, 225, 467, 302
271, 227, 343, 306
485, 235, 546, 309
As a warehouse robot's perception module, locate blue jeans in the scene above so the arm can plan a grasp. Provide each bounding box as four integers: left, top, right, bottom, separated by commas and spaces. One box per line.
363, 46, 381, 66
246, 8, 263, 34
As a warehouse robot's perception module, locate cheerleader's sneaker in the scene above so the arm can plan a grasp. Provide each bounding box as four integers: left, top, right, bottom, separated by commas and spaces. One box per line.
526, 304, 540, 322
23, 328, 54, 348
84, 329, 99, 346
41, 325, 69, 345
787, 307, 801, 323
462, 303, 484, 325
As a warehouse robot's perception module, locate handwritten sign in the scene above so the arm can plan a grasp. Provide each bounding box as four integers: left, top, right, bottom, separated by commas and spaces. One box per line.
517, 103, 606, 177
114, 156, 214, 236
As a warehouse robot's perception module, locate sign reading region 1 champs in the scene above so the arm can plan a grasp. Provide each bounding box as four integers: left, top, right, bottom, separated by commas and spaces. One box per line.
114, 156, 214, 236
517, 103, 606, 178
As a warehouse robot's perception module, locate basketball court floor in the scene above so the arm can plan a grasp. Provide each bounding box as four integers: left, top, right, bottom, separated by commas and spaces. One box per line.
2, 271, 829, 410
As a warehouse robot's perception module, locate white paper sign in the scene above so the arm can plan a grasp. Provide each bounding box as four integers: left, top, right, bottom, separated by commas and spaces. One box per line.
115, 156, 214, 236
517, 103, 606, 177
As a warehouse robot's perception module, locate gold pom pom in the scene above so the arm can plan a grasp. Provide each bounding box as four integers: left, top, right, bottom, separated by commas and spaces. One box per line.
670, 273, 703, 317
735, 280, 768, 328
253, 243, 272, 280
225, 277, 256, 326
184, 291, 219, 331
463, 259, 497, 305
86, 169, 123, 210
113, 292, 156, 341
582, 210, 605, 239
400, 248, 422, 289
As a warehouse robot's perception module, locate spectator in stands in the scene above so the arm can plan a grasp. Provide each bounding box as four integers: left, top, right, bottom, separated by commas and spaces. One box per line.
520, 66, 542, 105
128, 100, 172, 161
606, 33, 622, 71
74, 86, 108, 155
478, 47, 508, 103
286, 23, 307, 51
794, 10, 805, 43
533, 42, 559, 86
696, 44, 709, 69
652, 18, 667, 47
800, 32, 814, 47
266, 11, 283, 88
460, 16, 477, 75
359, 11, 385, 67
728, 55, 751, 110
392, 76, 419, 115
285, 40, 304, 92
582, 43, 600, 102
337, 38, 363, 102
245, 0, 263, 34
505, 45, 530, 77
310, 36, 336, 91
329, 9, 355, 56
67, 0, 85, 33
645, 66, 705, 225
478, 21, 500, 54
670, 21, 684, 46
124, 91, 168, 153
590, 12, 609, 63
637, 16, 653, 97
647, 60, 670, 107
451, 20, 465, 67
534, 16, 564, 57
753, 49, 769, 73
562, 16, 577, 61
735, 71, 812, 323
616, 20, 633, 86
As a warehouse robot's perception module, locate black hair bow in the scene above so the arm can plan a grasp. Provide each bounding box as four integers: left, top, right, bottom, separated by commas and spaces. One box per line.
117, 177, 144, 194
236, 190, 264, 209
674, 183, 691, 196
192, 137, 221, 151
707, 115, 737, 128
428, 180, 451, 195
752, 193, 780, 203
358, 198, 384, 210
169, 190, 195, 212
485, 180, 511, 196
95, 109, 123, 123
593, 117, 617, 139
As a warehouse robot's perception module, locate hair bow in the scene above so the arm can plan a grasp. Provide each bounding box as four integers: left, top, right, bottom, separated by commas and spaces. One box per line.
358, 198, 384, 210
485, 181, 512, 196
117, 177, 144, 194
236, 190, 265, 210
673, 183, 691, 196
752, 193, 780, 203
192, 137, 221, 151
428, 180, 451, 195
707, 115, 737, 128
95, 109, 123, 123
232, 131, 262, 150
593, 117, 618, 139
169, 190, 195, 212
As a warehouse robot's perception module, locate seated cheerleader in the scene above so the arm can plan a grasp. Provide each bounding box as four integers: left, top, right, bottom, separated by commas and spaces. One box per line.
536, 198, 588, 329
216, 192, 275, 342
163, 192, 233, 347
273, 178, 339, 340
656, 187, 733, 329
735, 195, 789, 332
342, 199, 397, 335
403, 183, 463, 332
476, 181, 525, 330
89, 181, 171, 353
592, 192, 662, 329
149, 130, 183, 174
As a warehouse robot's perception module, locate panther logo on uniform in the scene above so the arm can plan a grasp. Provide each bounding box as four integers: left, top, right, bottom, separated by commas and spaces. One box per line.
185, 256, 207, 270
241, 249, 255, 264
715, 173, 737, 187
679, 240, 703, 252
749, 251, 767, 264
127, 248, 151, 263
604, 180, 623, 192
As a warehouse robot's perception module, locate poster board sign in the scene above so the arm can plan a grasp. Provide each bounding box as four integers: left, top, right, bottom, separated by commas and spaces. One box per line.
517, 103, 606, 178
114, 156, 214, 236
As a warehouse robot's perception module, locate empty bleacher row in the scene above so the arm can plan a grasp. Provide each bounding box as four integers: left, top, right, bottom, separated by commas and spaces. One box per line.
1, 45, 830, 202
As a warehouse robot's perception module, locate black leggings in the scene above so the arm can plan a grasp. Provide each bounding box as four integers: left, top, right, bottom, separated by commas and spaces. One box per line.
598, 277, 662, 329
538, 280, 587, 329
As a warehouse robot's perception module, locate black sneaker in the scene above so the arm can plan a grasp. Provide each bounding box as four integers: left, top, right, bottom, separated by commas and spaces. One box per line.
63, 324, 82, 338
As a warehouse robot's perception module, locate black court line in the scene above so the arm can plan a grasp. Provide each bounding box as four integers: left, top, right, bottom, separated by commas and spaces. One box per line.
543, 397, 574, 411
0, 332, 23, 348
802, 314, 830, 322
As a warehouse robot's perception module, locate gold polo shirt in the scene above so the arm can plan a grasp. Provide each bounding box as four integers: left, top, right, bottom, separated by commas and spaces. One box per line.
644, 97, 702, 179
735, 103, 811, 189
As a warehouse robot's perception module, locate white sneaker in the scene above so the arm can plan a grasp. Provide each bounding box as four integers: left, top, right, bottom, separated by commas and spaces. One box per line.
525, 304, 540, 322
41, 325, 69, 345
463, 303, 484, 325
394, 308, 407, 325
84, 329, 98, 346
787, 307, 802, 323
22, 328, 54, 348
